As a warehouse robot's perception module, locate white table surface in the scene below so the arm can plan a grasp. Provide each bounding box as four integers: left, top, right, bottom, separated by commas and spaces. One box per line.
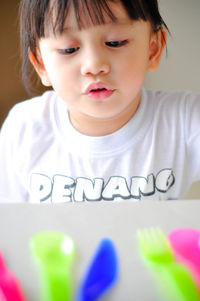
0, 200, 200, 301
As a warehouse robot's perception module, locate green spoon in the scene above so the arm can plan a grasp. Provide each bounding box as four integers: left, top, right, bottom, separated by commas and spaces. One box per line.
30, 231, 75, 301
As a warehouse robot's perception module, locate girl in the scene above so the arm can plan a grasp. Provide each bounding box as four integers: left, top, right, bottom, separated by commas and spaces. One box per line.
0, 0, 199, 203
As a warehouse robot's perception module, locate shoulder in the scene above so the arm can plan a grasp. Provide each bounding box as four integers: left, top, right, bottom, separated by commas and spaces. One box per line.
2, 90, 58, 129
144, 88, 200, 117
143, 89, 200, 144
145, 88, 199, 104
7, 90, 57, 121
0, 90, 60, 148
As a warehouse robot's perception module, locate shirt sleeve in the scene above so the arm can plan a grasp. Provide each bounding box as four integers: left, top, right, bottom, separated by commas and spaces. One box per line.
185, 92, 200, 182
0, 109, 28, 203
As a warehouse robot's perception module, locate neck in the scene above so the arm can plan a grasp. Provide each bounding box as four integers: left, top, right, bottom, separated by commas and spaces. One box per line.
68, 94, 141, 137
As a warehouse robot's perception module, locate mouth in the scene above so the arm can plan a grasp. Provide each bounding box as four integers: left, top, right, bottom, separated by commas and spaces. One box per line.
87, 88, 114, 99
84, 83, 115, 99
90, 88, 108, 92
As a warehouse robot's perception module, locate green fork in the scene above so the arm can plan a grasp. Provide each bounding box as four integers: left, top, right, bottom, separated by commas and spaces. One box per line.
137, 227, 200, 301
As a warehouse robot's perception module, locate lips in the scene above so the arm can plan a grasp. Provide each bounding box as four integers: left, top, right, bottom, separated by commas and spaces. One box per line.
84, 82, 115, 99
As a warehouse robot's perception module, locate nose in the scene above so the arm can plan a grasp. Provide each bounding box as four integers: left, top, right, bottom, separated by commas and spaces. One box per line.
81, 47, 110, 77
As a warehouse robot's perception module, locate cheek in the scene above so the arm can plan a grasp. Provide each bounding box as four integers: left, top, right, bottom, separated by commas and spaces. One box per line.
44, 59, 76, 87
49, 67, 80, 101
116, 56, 147, 84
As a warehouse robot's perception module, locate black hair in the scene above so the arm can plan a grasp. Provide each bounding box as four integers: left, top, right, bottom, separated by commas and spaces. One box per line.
19, 0, 169, 93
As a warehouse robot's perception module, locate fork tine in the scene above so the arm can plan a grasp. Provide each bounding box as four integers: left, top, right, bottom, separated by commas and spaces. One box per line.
137, 228, 154, 260
156, 228, 174, 255
150, 227, 168, 251
137, 229, 150, 258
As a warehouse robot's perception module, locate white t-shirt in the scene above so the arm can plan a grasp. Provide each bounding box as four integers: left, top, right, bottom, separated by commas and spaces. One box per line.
0, 88, 200, 203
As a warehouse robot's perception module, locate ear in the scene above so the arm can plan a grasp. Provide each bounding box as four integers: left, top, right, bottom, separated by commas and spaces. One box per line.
147, 28, 167, 72
29, 50, 52, 86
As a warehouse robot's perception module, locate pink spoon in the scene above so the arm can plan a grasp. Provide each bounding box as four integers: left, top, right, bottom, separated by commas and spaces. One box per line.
168, 228, 200, 290
0, 251, 26, 301
0, 288, 6, 301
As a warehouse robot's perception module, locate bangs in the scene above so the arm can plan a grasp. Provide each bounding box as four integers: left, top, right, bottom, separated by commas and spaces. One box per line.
24, 0, 168, 41
43, 0, 157, 36
45, 0, 118, 35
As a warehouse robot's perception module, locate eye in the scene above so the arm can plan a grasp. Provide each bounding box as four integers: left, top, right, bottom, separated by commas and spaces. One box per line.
105, 40, 128, 47
58, 47, 80, 55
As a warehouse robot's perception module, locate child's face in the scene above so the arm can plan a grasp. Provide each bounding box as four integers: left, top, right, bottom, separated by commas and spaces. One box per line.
31, 1, 166, 135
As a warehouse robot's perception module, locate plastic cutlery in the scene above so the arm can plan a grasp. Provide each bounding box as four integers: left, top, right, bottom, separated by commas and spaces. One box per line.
0, 251, 26, 301
76, 238, 118, 301
30, 231, 75, 301
137, 227, 200, 301
168, 228, 200, 290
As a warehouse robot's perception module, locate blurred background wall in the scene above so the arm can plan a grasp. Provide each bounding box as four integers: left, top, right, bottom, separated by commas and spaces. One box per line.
0, 0, 25, 125
0, 0, 200, 198
0, 0, 45, 127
